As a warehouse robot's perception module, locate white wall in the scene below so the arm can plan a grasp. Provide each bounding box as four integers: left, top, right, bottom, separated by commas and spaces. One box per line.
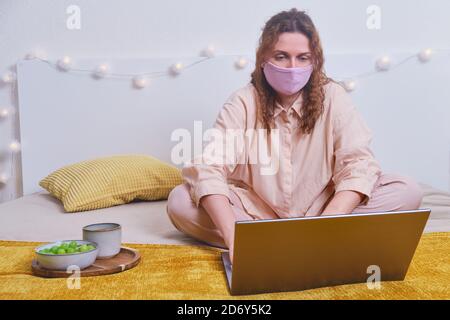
1, 0, 450, 202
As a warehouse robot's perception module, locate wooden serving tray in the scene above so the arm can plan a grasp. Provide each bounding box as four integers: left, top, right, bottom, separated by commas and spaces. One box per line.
31, 246, 141, 278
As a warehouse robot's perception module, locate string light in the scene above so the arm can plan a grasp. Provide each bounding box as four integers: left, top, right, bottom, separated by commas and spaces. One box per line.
93, 63, 110, 78
2, 72, 16, 84
57, 56, 72, 71
375, 55, 391, 71
342, 79, 357, 92
0, 173, 9, 185
418, 48, 433, 63
200, 44, 216, 58
132, 75, 149, 89
8, 140, 21, 153
3, 47, 445, 93
235, 56, 248, 69
0, 107, 11, 119
170, 62, 184, 76
27, 54, 215, 81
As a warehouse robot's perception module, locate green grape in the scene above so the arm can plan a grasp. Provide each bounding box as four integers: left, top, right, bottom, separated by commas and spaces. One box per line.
50, 246, 59, 254
86, 245, 95, 251
69, 241, 78, 248
66, 247, 76, 254
56, 248, 66, 254
60, 243, 69, 249
79, 245, 89, 252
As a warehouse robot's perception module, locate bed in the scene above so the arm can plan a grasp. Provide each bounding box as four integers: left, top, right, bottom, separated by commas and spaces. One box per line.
0, 181, 449, 245
1, 56, 450, 244
0, 189, 204, 246
1, 57, 450, 300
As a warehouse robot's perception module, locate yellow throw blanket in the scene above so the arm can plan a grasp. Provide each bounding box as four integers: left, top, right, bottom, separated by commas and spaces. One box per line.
0, 233, 449, 299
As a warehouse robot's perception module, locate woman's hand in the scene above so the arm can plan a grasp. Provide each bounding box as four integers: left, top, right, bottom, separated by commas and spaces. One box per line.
321, 190, 366, 215
228, 238, 234, 265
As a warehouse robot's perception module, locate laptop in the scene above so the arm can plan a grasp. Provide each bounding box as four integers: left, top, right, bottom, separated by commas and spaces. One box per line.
221, 208, 431, 295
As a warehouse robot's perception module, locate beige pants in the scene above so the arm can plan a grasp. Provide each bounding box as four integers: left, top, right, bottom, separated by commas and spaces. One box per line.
166, 173, 423, 249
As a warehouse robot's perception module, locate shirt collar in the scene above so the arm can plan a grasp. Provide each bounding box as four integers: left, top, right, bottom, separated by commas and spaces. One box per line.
273, 93, 303, 118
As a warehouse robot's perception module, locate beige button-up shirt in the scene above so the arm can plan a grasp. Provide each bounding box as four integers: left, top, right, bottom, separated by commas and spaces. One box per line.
181, 81, 382, 219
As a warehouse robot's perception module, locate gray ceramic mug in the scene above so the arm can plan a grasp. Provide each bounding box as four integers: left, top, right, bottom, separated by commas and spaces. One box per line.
82, 223, 122, 259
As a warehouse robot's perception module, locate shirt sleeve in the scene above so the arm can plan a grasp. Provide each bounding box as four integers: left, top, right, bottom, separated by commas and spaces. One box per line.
331, 84, 382, 206
181, 92, 247, 208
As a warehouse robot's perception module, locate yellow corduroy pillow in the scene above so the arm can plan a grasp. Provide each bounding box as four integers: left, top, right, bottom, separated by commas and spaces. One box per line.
39, 154, 183, 213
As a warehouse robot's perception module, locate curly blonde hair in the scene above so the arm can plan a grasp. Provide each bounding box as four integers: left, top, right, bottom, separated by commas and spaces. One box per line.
251, 8, 333, 135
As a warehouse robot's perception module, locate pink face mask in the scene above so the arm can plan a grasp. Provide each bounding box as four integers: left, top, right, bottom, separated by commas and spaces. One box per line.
262, 61, 313, 96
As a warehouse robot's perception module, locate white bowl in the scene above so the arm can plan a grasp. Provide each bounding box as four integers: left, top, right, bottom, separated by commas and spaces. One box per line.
35, 240, 99, 271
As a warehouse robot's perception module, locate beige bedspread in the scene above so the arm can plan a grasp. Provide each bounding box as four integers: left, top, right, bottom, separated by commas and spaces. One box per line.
0, 191, 203, 246
0, 182, 449, 244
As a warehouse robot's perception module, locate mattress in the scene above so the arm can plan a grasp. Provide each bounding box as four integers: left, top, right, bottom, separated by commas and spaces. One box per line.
0, 183, 449, 244
0, 191, 204, 246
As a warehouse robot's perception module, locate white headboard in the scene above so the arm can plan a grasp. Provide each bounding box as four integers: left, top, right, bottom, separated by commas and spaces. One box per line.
16, 57, 253, 194
16, 54, 450, 195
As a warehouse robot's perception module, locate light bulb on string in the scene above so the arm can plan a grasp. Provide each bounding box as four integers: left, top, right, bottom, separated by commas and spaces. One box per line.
342, 79, 357, 92
170, 62, 184, 76
8, 140, 21, 153
235, 57, 248, 69
132, 76, 149, 89
0, 107, 11, 119
375, 55, 391, 71
57, 56, 72, 71
418, 48, 433, 63
200, 44, 216, 58
0, 173, 9, 185
93, 63, 110, 78
2, 72, 16, 84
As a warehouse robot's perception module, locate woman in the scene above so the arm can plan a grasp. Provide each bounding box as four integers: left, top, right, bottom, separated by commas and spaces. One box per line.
166, 8, 423, 264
